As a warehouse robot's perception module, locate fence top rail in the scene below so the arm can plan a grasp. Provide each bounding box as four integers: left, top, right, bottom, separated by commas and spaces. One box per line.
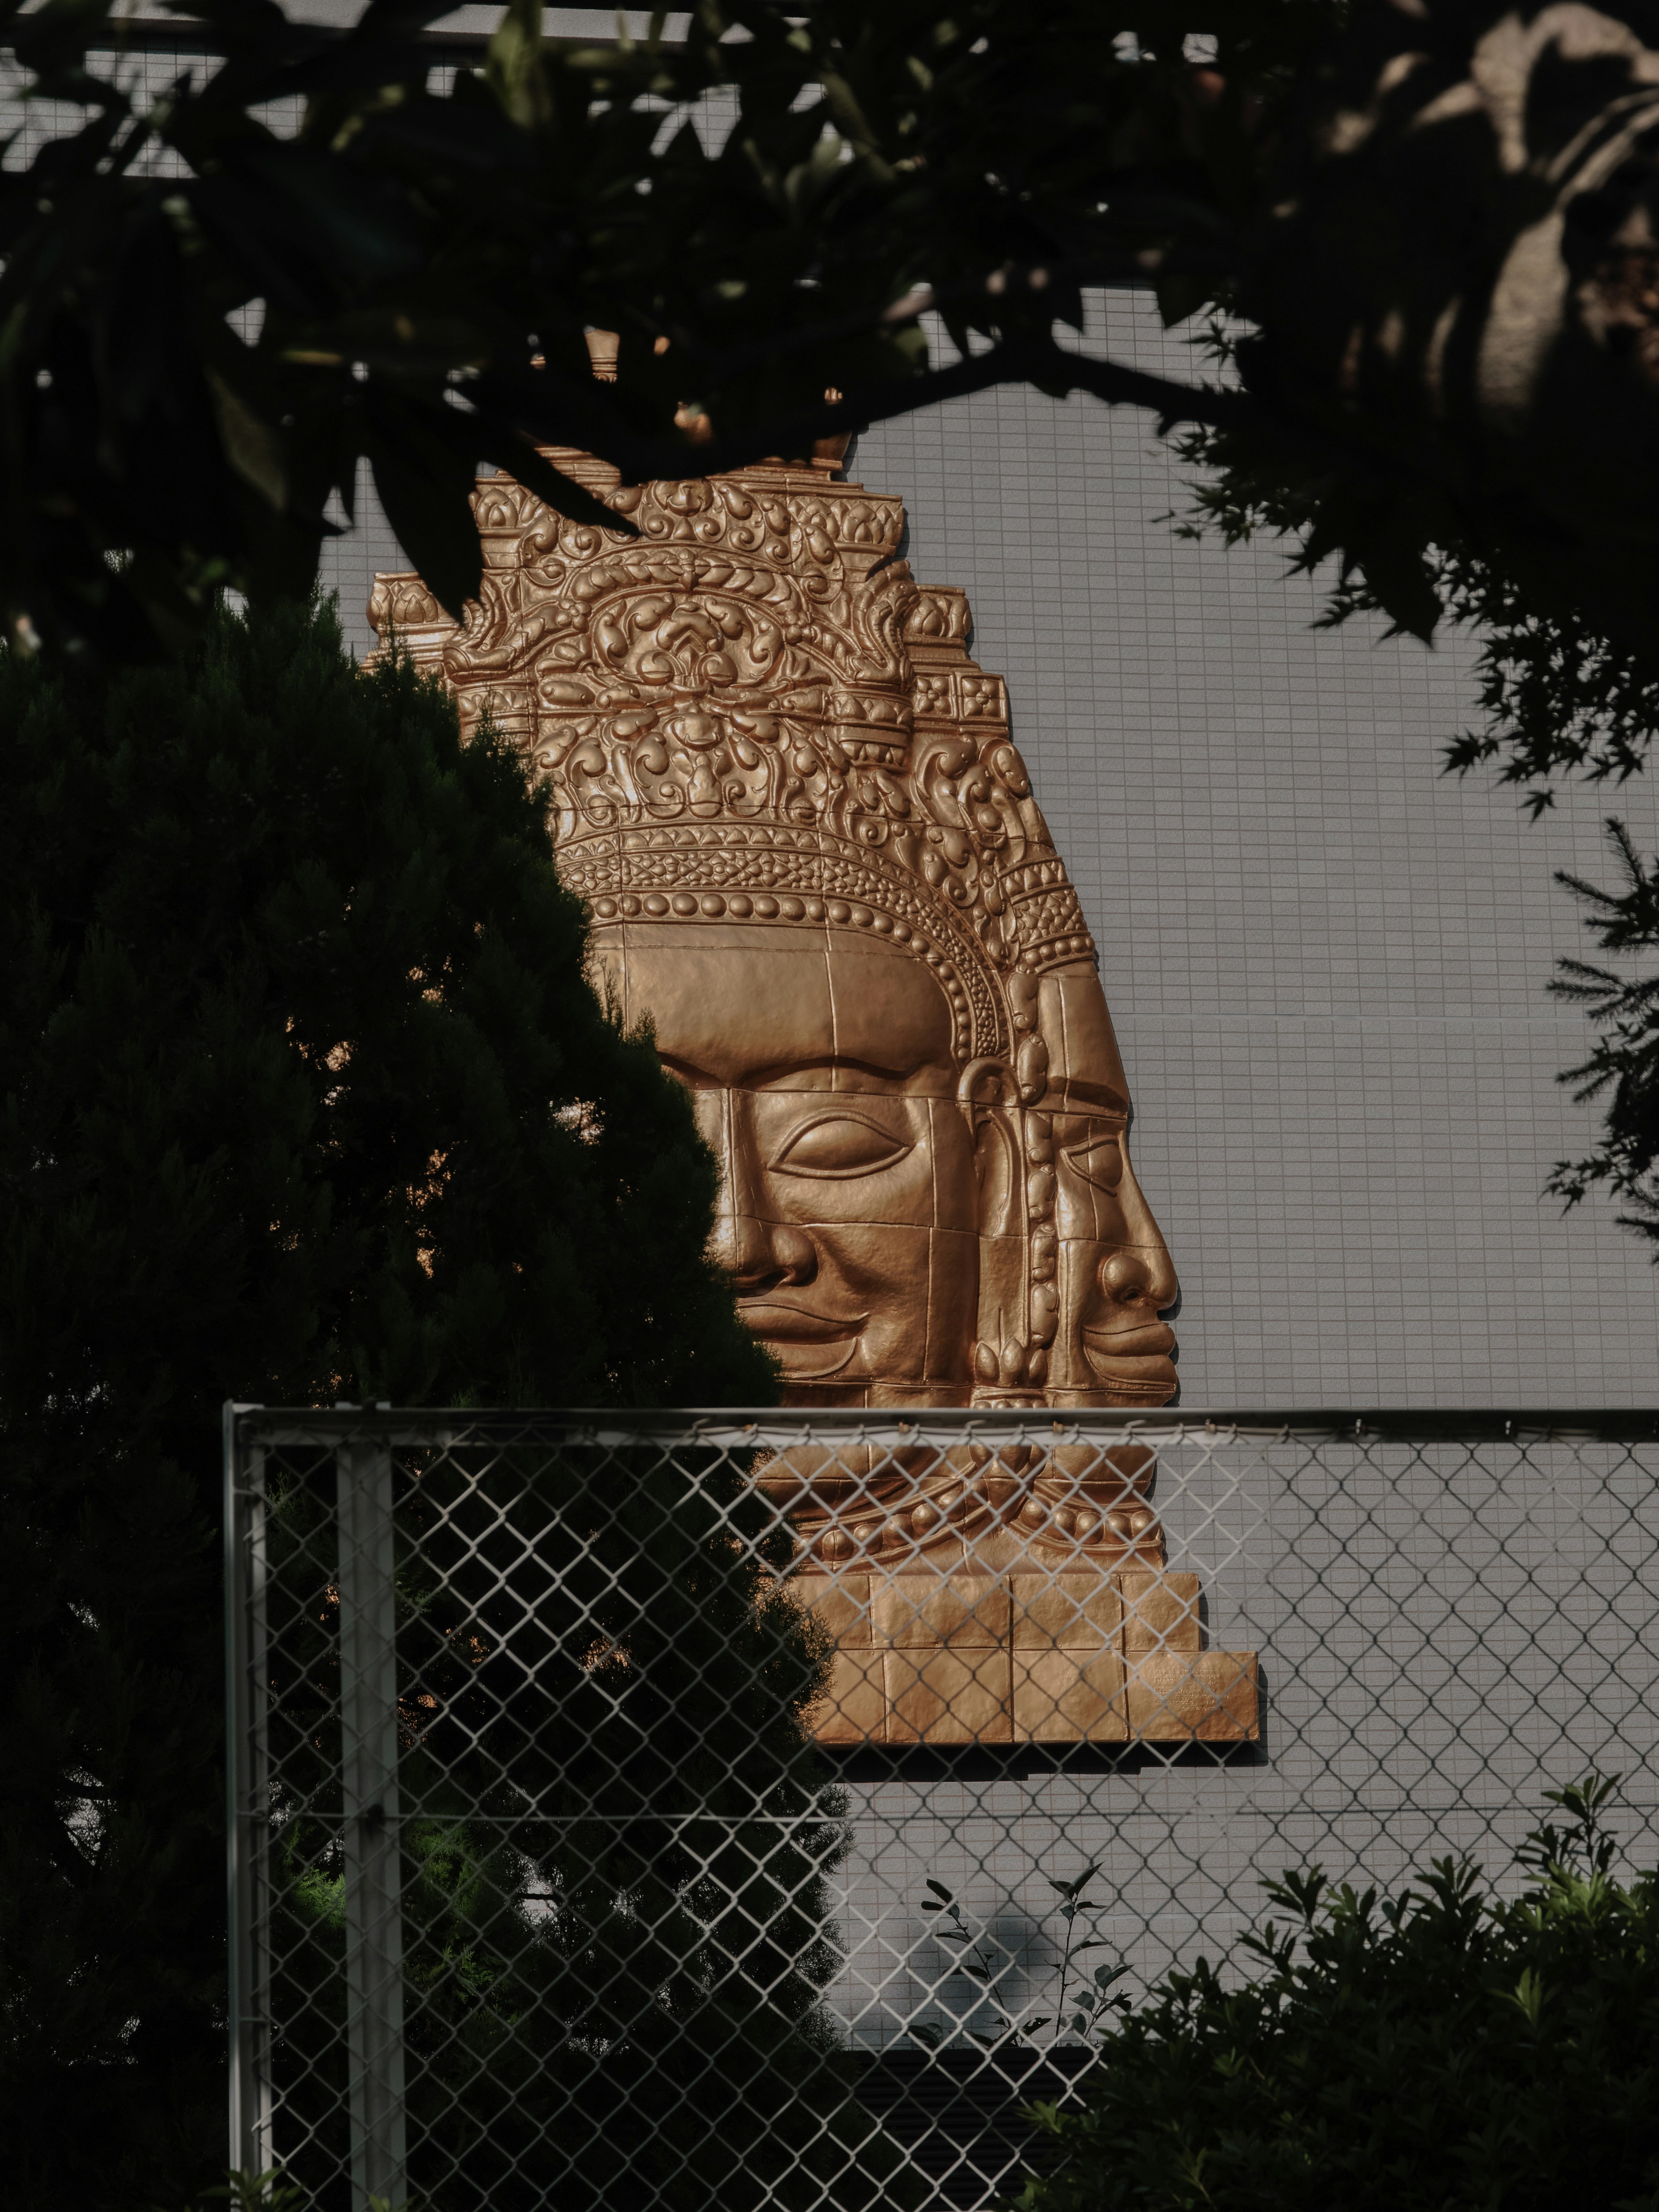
227, 1403, 1659, 1449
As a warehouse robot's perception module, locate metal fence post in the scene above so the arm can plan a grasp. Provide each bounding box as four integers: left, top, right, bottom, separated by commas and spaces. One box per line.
337, 1434, 407, 2212
224, 1404, 274, 2180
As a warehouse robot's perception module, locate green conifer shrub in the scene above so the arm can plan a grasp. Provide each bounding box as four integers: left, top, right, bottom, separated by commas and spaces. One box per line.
1012, 1778, 1659, 2212
0, 595, 828, 2206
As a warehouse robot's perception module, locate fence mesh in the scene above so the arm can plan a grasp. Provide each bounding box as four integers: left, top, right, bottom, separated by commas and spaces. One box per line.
225, 1405, 1659, 2212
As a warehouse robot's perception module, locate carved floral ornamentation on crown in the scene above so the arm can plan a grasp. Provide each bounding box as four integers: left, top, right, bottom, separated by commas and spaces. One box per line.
370, 458, 1099, 1068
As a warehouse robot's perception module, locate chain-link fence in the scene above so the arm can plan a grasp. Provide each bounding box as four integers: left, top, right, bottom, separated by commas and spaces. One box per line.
224, 1405, 1659, 2211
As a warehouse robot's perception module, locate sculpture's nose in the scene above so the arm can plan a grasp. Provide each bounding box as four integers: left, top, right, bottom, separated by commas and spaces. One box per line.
1100, 1240, 1177, 1312
715, 1210, 818, 1290
710, 1092, 818, 1290
1100, 1142, 1179, 1313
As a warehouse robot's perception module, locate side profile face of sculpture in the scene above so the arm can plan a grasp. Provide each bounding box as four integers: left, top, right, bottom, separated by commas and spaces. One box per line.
369, 445, 1259, 1748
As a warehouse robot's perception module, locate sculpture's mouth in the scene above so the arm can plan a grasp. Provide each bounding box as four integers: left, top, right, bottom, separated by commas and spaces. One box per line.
740, 1299, 868, 1381
1081, 1320, 1177, 1397
1084, 1320, 1175, 1359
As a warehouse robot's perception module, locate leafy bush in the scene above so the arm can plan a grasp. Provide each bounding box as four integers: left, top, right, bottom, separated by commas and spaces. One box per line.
1013, 1779, 1659, 2212
0, 594, 780, 2206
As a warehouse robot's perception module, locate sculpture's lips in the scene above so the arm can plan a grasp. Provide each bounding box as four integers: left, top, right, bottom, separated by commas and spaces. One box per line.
1081, 1320, 1177, 1398
740, 1300, 869, 1344
1083, 1321, 1176, 1360
740, 1299, 868, 1381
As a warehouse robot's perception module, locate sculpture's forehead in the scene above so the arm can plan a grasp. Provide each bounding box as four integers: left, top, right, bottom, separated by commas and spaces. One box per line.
1040, 966, 1131, 1119
590, 922, 957, 1090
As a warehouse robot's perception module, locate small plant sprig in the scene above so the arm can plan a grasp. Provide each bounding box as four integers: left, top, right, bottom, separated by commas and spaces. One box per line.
1515, 1771, 1621, 1883
191, 2173, 307, 2212
187, 2174, 403, 2212
914, 1864, 1129, 2050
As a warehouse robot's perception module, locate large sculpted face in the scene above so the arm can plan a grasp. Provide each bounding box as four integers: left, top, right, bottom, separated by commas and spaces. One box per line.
591, 921, 981, 1402
590, 916, 1177, 1408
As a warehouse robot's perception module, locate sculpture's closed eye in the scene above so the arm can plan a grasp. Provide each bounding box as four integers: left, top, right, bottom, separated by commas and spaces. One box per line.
1065, 1137, 1125, 1193
772, 1115, 913, 1179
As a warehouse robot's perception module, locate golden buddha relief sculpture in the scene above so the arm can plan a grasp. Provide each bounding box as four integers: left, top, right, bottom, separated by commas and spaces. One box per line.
369, 435, 1257, 1749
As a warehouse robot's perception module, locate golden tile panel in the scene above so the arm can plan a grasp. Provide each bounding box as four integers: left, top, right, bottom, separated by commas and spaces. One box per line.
884, 1647, 1014, 1744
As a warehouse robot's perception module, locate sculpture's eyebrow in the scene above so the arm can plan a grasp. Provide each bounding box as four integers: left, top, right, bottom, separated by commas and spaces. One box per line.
660, 1054, 941, 1092
1051, 1084, 1132, 1122
655, 1053, 740, 1090
751, 1057, 927, 1088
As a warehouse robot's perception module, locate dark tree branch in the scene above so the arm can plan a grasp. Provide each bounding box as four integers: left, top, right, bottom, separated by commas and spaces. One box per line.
575, 338, 1247, 488
655, 243, 1243, 390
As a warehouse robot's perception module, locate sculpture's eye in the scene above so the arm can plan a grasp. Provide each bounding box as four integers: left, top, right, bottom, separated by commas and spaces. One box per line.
772, 1115, 913, 1178
1065, 1137, 1124, 1192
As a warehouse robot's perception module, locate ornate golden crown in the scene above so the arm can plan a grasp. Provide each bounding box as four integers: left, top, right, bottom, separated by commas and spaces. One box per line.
370, 454, 1098, 1074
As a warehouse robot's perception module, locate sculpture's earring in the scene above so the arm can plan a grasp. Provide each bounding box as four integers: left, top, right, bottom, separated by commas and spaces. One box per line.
955, 1057, 1042, 1398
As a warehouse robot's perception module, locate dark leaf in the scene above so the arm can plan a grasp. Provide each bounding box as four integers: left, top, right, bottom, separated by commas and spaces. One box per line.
364, 399, 484, 618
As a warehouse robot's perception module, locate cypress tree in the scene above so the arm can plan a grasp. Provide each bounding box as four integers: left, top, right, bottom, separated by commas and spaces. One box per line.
0, 596, 815, 2204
